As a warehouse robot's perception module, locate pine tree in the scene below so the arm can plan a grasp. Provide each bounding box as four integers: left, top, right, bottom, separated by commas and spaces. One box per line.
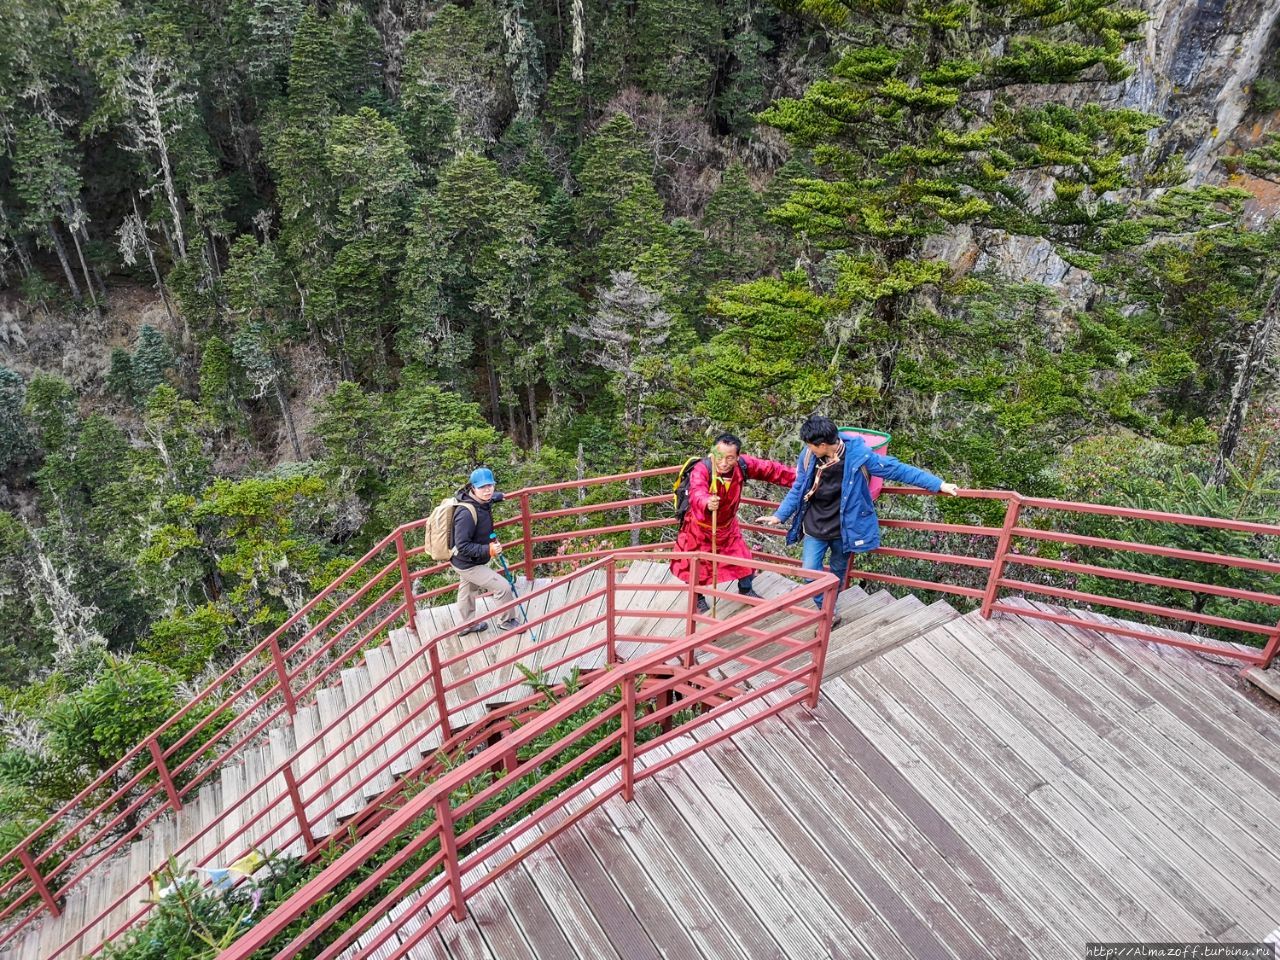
132, 325, 175, 398
703, 160, 768, 279
105, 348, 136, 400
752, 0, 1160, 403
0, 367, 33, 474
572, 114, 669, 278
224, 236, 305, 459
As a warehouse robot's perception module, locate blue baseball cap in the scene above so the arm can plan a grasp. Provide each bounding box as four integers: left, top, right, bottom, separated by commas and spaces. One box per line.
469, 467, 496, 488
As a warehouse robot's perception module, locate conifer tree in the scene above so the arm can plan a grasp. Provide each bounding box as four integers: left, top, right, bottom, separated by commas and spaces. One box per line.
132, 325, 175, 398
749, 0, 1158, 401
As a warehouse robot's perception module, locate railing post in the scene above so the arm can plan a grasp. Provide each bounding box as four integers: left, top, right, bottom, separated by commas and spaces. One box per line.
683, 555, 701, 668
605, 559, 617, 666
147, 737, 183, 812
981, 494, 1023, 619
435, 798, 466, 922
519, 493, 535, 581
808, 580, 838, 708
1260, 623, 1280, 670
18, 844, 60, 917
427, 642, 453, 741
622, 678, 636, 802
395, 531, 418, 635
270, 635, 297, 716
281, 763, 316, 853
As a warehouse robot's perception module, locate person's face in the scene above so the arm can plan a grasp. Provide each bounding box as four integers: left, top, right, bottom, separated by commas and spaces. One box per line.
805, 440, 840, 461
473, 483, 496, 502
711, 442, 740, 475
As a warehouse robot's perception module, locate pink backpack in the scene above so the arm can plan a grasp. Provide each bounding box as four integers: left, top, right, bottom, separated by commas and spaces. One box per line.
839, 427, 891, 501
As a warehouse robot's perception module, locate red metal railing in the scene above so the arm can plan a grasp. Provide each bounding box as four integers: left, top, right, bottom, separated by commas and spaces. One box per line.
215, 550, 839, 960
0, 467, 1276, 960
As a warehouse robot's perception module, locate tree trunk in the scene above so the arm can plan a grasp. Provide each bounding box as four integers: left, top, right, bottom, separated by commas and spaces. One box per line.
527, 380, 540, 453
134, 194, 177, 326
571, 0, 585, 81
577, 441, 586, 503
64, 207, 103, 304
47, 223, 82, 300
485, 332, 503, 426
274, 375, 305, 460
1210, 275, 1280, 486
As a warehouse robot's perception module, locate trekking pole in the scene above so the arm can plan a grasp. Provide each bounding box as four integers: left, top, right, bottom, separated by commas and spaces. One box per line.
710, 496, 719, 618
492, 534, 537, 641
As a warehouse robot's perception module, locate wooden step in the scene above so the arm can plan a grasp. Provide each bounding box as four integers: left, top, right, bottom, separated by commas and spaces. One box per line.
362, 643, 417, 777
1243, 666, 1280, 704
823, 599, 960, 679
291, 703, 337, 839
339, 666, 395, 801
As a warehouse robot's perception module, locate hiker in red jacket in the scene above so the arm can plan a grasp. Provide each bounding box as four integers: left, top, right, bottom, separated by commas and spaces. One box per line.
669, 433, 797, 611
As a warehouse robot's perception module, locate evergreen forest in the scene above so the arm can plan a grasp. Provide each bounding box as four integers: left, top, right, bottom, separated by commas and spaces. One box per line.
1, 0, 1279, 854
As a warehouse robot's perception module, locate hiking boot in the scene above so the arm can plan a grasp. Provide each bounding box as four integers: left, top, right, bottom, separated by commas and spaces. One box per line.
696, 596, 709, 614
459, 621, 489, 637
739, 587, 763, 600
497, 617, 526, 633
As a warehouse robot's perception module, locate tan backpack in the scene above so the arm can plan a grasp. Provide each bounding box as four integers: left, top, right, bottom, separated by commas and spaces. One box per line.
424, 498, 478, 561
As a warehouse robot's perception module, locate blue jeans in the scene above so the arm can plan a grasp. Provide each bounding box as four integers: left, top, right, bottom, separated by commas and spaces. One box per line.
801, 536, 849, 609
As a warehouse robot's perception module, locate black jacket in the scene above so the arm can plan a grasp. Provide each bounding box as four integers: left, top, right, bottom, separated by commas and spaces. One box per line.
450, 489, 505, 570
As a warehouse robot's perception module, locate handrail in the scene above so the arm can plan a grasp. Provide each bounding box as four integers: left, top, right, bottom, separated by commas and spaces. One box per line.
216, 552, 839, 960
4, 464, 1280, 960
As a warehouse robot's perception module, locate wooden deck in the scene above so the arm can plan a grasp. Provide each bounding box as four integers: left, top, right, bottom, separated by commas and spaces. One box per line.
12, 560, 1280, 960
385, 597, 1280, 959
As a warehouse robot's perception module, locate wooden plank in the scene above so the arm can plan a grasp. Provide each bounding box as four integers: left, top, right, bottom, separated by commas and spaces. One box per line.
457, 881, 536, 960
823, 599, 956, 678
594, 788, 753, 960
689, 706, 924, 958
373, 896, 453, 960
623, 774, 803, 958
855, 651, 1121, 951
340, 665, 394, 800
317, 685, 362, 822
794, 685, 1028, 958
218, 758, 248, 856
534, 824, 663, 960
487, 577, 555, 698
917, 621, 1229, 939
387, 629, 445, 759
1022, 601, 1280, 747
486, 855, 578, 960
510, 845, 623, 960
957, 615, 1279, 931
537, 571, 601, 686
889, 633, 1180, 939
1243, 666, 1280, 703
426, 606, 487, 730
266, 727, 301, 856
1001, 611, 1280, 838
291, 704, 336, 840
641, 739, 860, 959
364, 644, 416, 777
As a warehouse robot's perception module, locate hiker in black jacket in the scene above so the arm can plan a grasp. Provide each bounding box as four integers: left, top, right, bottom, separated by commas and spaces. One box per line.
452, 467, 524, 637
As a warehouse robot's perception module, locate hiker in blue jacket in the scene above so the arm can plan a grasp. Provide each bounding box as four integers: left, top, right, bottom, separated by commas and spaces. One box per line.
759, 415, 958, 624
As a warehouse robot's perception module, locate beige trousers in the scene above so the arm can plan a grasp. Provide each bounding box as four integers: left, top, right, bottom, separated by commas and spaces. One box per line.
454, 563, 516, 622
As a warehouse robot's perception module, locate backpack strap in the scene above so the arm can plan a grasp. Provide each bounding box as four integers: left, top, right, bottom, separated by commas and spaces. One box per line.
449, 501, 480, 554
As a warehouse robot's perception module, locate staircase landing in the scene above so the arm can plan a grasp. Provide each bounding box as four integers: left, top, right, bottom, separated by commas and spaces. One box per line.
381, 596, 1280, 959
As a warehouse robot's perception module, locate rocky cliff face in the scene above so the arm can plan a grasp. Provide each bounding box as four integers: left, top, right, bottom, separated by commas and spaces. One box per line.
960, 0, 1280, 294
1127, 0, 1280, 181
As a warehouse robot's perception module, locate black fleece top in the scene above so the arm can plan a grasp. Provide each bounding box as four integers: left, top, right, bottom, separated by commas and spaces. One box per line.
450, 489, 505, 570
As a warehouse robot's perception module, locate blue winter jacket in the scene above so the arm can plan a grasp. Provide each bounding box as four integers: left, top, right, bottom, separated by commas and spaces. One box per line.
774, 433, 943, 554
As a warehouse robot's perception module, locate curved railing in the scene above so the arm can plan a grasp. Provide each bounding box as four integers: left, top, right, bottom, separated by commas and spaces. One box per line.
0, 467, 1277, 960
